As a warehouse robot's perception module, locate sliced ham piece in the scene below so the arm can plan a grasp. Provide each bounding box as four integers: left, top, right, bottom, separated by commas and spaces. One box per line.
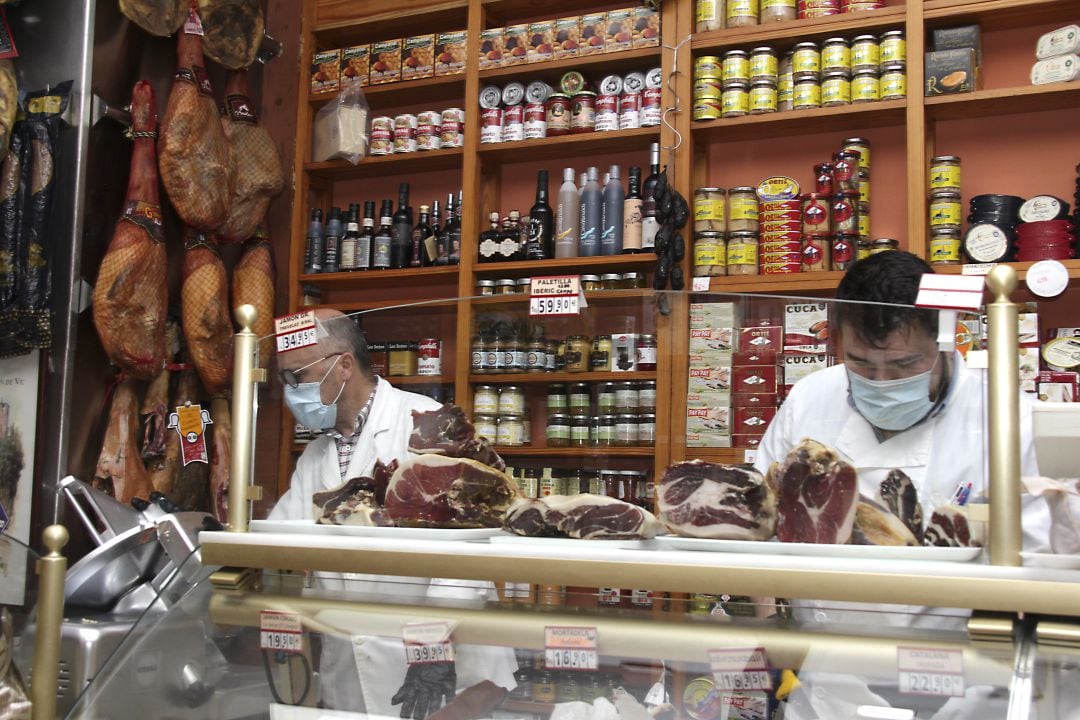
313, 461, 397, 527
181, 231, 234, 397
120, 0, 186, 36
924, 505, 983, 548
95, 379, 153, 504
658, 460, 777, 540
773, 438, 858, 544
879, 469, 924, 544
851, 498, 918, 546
217, 71, 283, 242
410, 404, 505, 471
505, 494, 663, 540
230, 225, 274, 367
385, 454, 519, 528
92, 81, 168, 380
159, 13, 235, 231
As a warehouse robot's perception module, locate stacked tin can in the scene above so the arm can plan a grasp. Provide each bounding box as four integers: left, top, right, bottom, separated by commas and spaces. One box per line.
695, 0, 882, 29
371, 108, 465, 155
762, 196, 802, 273
692, 54, 723, 120
927, 155, 963, 265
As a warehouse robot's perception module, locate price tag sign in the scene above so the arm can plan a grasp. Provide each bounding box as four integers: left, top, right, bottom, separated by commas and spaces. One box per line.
260, 611, 303, 653
709, 647, 773, 692
274, 310, 318, 353
915, 274, 985, 312
530, 275, 582, 317
403, 621, 456, 665
897, 646, 965, 698
961, 263, 997, 276
545, 626, 599, 671
692, 276, 711, 292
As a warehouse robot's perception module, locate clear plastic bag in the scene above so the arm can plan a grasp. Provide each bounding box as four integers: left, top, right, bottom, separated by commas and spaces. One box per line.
312, 83, 369, 164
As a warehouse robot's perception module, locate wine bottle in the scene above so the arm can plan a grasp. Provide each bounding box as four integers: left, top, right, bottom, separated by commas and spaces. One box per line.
340, 203, 360, 271
304, 208, 324, 274
555, 168, 579, 259
641, 143, 661, 254
372, 200, 393, 270
499, 213, 518, 262
323, 207, 342, 273
357, 201, 375, 270
526, 169, 554, 260
449, 189, 463, 264
436, 193, 454, 265
623, 167, 643, 253
391, 183, 412, 268
410, 204, 433, 267
601, 165, 625, 255
579, 167, 602, 257
479, 211, 502, 263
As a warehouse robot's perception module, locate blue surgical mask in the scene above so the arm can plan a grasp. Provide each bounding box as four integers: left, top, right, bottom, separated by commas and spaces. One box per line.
847, 356, 941, 432
283, 355, 345, 430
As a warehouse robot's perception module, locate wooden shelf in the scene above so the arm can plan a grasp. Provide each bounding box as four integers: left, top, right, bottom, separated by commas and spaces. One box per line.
478, 47, 662, 84
305, 147, 464, 181
494, 446, 658, 457
936, 260, 1080, 282
691, 5, 906, 51
923, 0, 1078, 31
471, 371, 655, 383
684, 448, 752, 463
691, 99, 906, 143
693, 270, 848, 295
473, 254, 657, 278
299, 266, 459, 289
477, 126, 661, 164
387, 375, 456, 385
925, 82, 1080, 121
313, 3, 470, 50
309, 75, 467, 109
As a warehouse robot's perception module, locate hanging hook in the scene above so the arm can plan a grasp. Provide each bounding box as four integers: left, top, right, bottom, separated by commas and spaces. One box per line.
660, 33, 692, 169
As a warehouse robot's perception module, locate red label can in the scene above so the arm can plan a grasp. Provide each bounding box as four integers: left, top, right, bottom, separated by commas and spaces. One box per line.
524, 102, 546, 140
418, 339, 442, 376
618, 91, 641, 129
642, 87, 662, 127
596, 94, 620, 132
502, 103, 524, 142
480, 108, 504, 144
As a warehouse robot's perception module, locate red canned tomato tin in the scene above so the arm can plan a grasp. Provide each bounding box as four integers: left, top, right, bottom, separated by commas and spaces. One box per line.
642, 87, 662, 126
619, 91, 641, 129
760, 220, 803, 234
524, 102, 546, 140
480, 107, 503, 144
762, 261, 803, 274
417, 339, 442, 376
596, 94, 620, 131
502, 103, 524, 142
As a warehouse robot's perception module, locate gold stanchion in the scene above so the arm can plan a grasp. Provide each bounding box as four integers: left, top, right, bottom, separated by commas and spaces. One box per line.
31, 524, 67, 720
985, 265, 1022, 566
229, 304, 266, 532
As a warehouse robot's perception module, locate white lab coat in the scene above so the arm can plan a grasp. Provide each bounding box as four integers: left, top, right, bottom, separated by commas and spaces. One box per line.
268, 378, 518, 713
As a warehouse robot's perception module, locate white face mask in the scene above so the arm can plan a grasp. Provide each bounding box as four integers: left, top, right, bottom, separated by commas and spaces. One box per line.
283, 355, 345, 430
847, 355, 942, 432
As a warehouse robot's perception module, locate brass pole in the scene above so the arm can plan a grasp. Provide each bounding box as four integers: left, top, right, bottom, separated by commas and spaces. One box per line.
985, 265, 1022, 566
31, 524, 68, 720
229, 304, 265, 532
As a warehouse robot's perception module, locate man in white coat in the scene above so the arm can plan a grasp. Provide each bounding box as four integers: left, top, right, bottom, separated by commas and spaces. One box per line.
268, 309, 516, 714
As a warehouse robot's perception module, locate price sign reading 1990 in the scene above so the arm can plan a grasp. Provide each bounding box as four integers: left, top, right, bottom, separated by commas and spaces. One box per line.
530, 275, 582, 317
545, 626, 599, 671
709, 647, 773, 692
273, 310, 318, 354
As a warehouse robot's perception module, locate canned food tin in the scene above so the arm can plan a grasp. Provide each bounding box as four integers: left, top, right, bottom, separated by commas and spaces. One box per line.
842, 0, 885, 10
394, 113, 418, 152
762, 261, 802, 274
870, 237, 899, 254
798, 0, 839, 9
642, 87, 662, 126
371, 115, 393, 133
760, 220, 802, 234
799, 5, 839, 18
832, 233, 857, 269
749, 81, 777, 113
802, 193, 831, 233
570, 91, 597, 133
879, 64, 906, 99
929, 228, 962, 264
524, 103, 546, 140
502, 104, 524, 142
832, 191, 859, 234
723, 50, 751, 86
851, 35, 880, 72
370, 117, 394, 155
440, 108, 465, 147
560, 71, 586, 95
624, 72, 647, 94
880, 30, 906, 66
415, 339, 441, 376
727, 0, 760, 27
502, 82, 526, 107
792, 42, 821, 76
546, 94, 571, 135
619, 92, 641, 129
693, 98, 723, 121
600, 74, 624, 96
417, 111, 442, 151
693, 77, 724, 98
793, 79, 821, 109
822, 38, 851, 75
522, 82, 550, 106
851, 70, 879, 103
418, 110, 441, 127
821, 72, 850, 106
722, 84, 749, 117
596, 94, 620, 132
646, 67, 664, 89
929, 192, 962, 230
779, 68, 793, 110
480, 107, 503, 144
929, 156, 961, 194
695, 55, 723, 79
479, 85, 502, 109
841, 137, 871, 173
750, 47, 778, 83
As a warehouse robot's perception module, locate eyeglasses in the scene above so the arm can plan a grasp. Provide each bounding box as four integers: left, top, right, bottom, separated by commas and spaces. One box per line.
278, 352, 344, 388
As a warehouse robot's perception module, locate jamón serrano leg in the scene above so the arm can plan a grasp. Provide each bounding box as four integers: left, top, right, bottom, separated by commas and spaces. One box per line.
231, 224, 274, 367
209, 396, 231, 523
95, 378, 153, 504
181, 231, 234, 397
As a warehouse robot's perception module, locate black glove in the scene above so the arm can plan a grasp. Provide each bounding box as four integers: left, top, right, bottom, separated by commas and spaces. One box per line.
390, 662, 457, 719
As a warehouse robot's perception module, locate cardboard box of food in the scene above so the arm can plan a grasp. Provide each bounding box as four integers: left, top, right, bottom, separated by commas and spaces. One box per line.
527, 20, 555, 63
604, 8, 633, 53
784, 302, 830, 346
554, 17, 580, 59
579, 13, 606, 56
611, 333, 639, 371
686, 431, 733, 448
782, 353, 830, 391
370, 39, 402, 84
689, 302, 736, 327
732, 392, 779, 408
479, 27, 505, 70
924, 48, 979, 95
435, 30, 467, 76
732, 350, 778, 366
1038, 370, 1079, 402
401, 34, 435, 81
733, 433, 765, 449
738, 326, 783, 353
689, 326, 735, 353
311, 48, 341, 94
632, 6, 660, 48
686, 399, 731, 437
932, 24, 981, 64
504, 24, 529, 65
688, 365, 733, 394
732, 365, 778, 393
733, 406, 777, 434
340, 45, 370, 88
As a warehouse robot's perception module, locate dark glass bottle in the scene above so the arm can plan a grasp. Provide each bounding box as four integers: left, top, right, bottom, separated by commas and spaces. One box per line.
304, 208, 324, 274
623, 167, 643, 254
391, 182, 412, 268
340, 203, 360, 271
356, 200, 375, 271
502, 211, 522, 262
324, 206, 343, 273
436, 193, 454, 265
372, 199, 393, 270
478, 211, 502, 263
641, 143, 661, 254
430, 199, 442, 240
410, 204, 434, 267
449, 189, 463, 265
527, 169, 554, 260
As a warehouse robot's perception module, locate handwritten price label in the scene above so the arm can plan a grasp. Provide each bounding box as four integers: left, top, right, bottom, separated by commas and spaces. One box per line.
260, 611, 303, 654
545, 626, 599, 671
897, 646, 965, 698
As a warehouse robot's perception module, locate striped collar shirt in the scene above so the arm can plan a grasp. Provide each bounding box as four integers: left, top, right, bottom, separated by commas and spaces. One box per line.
325, 381, 378, 481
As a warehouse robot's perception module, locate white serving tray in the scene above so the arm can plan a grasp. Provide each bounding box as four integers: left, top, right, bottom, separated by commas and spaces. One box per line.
249, 519, 504, 541
655, 535, 982, 562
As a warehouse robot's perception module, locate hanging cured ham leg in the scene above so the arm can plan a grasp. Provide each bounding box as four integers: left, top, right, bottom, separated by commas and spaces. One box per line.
181, 231, 234, 397
169, 367, 210, 512
217, 70, 283, 243
95, 379, 153, 504
209, 397, 231, 523
231, 223, 275, 367
92, 81, 168, 380
159, 6, 235, 232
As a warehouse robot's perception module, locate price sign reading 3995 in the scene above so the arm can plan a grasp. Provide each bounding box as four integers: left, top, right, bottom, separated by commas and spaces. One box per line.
545, 626, 599, 671
403, 621, 456, 666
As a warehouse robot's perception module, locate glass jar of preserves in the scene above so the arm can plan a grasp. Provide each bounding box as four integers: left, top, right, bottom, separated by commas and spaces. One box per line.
929, 192, 962, 231
638, 381, 657, 412
547, 340, 559, 371
879, 30, 906, 67
597, 382, 617, 414
760, 0, 796, 22
601, 469, 622, 498
569, 416, 590, 448
879, 64, 906, 100
821, 37, 850, 75
721, 83, 749, 117
547, 383, 568, 416
832, 190, 859, 234
475, 279, 496, 296
600, 273, 621, 290
726, 0, 758, 29
870, 237, 899, 254
495, 278, 516, 295
792, 42, 821, 79
851, 34, 880, 72
694, 187, 726, 232
590, 335, 613, 371
832, 150, 860, 192
728, 186, 759, 232
793, 78, 821, 109
546, 414, 570, 447
929, 227, 962, 265
694, 230, 727, 277
526, 338, 547, 372
532, 671, 556, 703
620, 272, 646, 289
821, 71, 850, 106
506, 335, 525, 372
832, 233, 857, 270
474, 384, 499, 414
565, 334, 590, 372
498, 385, 525, 416
568, 382, 591, 416
636, 335, 658, 371
596, 415, 616, 447
857, 238, 872, 260
778, 52, 794, 111
556, 673, 580, 702
749, 47, 778, 83
722, 50, 751, 85
516, 277, 531, 294
696, 0, 725, 32
802, 233, 831, 272
570, 91, 597, 134
614, 414, 639, 446
851, 70, 879, 103
638, 414, 656, 446
842, 137, 871, 174
497, 415, 525, 446
615, 381, 639, 413
474, 414, 497, 442
749, 81, 777, 114
539, 471, 559, 497
929, 156, 961, 195
802, 192, 831, 234
471, 336, 486, 374
519, 468, 540, 498
546, 94, 571, 136
581, 274, 602, 292
727, 230, 759, 275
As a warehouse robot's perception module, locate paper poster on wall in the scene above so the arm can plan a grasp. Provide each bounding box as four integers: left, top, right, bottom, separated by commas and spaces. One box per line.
0, 350, 39, 605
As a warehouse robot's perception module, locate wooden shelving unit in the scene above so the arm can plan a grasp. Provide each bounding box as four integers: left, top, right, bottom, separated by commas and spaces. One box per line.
305, 147, 465, 181
493, 446, 658, 457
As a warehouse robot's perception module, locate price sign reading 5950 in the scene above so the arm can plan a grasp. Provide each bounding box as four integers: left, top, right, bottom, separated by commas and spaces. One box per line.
530, 295, 580, 317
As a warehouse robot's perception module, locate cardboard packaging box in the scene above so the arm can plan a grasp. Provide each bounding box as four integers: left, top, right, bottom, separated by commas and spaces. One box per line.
732, 365, 778, 393
1038, 370, 1079, 402
580, 13, 606, 56
1019, 345, 1040, 393
932, 24, 982, 64
311, 49, 342, 94
370, 39, 403, 84
687, 365, 733, 394
733, 406, 777, 433
527, 20, 555, 63
784, 303, 830, 346
435, 30, 467, 76
401, 34, 435, 81
733, 433, 765, 449
732, 392, 779, 408
504, 24, 529, 65
925, 48, 979, 95
611, 333, 639, 371
686, 397, 732, 445
554, 17, 580, 60
340, 45, 370, 88
689, 326, 735, 354
479, 27, 505, 70
738, 325, 783, 353
632, 6, 660, 48
782, 353, 830, 393
689, 302, 736, 327
732, 350, 778, 366
686, 431, 733, 448
604, 8, 634, 53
